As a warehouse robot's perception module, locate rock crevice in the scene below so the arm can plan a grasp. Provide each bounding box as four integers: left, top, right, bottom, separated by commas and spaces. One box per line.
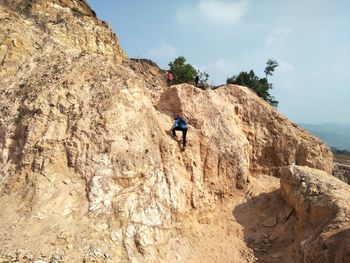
0, 1, 346, 262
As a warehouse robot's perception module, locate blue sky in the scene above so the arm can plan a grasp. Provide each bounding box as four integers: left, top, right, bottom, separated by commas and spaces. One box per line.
88, 0, 350, 124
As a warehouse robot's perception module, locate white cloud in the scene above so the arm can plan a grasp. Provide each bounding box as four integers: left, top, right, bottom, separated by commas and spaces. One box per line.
264, 27, 292, 46
197, 59, 237, 85
198, 58, 295, 85
177, 0, 250, 27
203, 59, 236, 73
277, 59, 295, 74
147, 43, 177, 63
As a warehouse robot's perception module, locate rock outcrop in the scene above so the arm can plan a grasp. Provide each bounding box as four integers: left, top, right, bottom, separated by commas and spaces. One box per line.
0, 1, 347, 262
333, 162, 350, 184
281, 165, 350, 263
333, 154, 350, 184
198, 86, 333, 175
0, 0, 125, 76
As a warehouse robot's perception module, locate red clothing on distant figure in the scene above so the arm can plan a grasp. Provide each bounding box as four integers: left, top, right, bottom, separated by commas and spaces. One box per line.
167, 72, 173, 86
167, 72, 173, 81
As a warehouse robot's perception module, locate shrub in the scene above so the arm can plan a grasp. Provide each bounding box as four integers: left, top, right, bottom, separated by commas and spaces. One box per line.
168, 56, 197, 85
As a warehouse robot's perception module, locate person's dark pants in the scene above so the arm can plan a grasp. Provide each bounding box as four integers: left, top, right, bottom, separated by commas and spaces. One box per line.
172, 127, 187, 147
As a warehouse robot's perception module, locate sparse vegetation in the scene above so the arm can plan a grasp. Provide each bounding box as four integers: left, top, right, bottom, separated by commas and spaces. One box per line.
196, 70, 210, 89
71, 7, 85, 17
227, 59, 279, 107
52, 64, 64, 75
168, 56, 197, 85
15, 106, 34, 124
54, 11, 66, 24
264, 59, 279, 78
168, 56, 210, 87
331, 147, 350, 156
130, 58, 160, 68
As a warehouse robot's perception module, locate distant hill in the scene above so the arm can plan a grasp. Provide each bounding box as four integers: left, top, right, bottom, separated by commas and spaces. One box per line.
299, 123, 350, 151
0, 1, 342, 262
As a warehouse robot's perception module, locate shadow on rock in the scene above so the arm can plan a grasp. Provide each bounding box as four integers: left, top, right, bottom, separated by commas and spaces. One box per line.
156, 86, 183, 117
165, 129, 184, 151
233, 190, 297, 263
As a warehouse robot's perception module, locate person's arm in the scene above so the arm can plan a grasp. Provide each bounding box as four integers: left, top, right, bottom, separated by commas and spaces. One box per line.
171, 119, 179, 129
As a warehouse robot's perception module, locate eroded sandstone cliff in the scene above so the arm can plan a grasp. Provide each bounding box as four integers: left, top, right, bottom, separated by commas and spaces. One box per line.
281, 166, 350, 262
0, 1, 348, 262
0, 0, 125, 76
333, 154, 350, 184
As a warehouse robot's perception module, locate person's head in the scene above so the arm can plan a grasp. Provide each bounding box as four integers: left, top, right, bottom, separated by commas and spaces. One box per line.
174, 114, 182, 120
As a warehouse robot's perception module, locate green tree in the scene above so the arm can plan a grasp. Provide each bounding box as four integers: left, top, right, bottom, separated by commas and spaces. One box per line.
226, 70, 278, 107
264, 59, 279, 78
331, 147, 350, 156
197, 70, 210, 88
168, 56, 197, 85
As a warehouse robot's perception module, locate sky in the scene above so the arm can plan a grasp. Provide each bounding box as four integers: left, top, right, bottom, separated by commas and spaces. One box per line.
88, 0, 350, 125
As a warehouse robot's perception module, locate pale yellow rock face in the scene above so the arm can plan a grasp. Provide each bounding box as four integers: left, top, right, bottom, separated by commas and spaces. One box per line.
213, 86, 334, 175
0, 1, 341, 263
0, 0, 126, 76
281, 165, 350, 263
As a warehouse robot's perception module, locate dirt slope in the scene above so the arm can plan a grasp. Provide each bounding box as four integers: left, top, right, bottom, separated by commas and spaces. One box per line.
333, 154, 350, 184
0, 1, 348, 262
281, 165, 350, 262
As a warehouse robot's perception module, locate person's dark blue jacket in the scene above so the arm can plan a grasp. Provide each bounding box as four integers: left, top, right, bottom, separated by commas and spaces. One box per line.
172, 116, 187, 129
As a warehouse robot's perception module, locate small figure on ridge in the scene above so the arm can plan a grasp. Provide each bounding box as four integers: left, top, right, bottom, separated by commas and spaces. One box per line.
194, 74, 199, 87
166, 70, 173, 86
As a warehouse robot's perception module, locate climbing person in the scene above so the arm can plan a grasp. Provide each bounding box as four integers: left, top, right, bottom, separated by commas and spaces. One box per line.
171, 115, 188, 150
166, 71, 173, 86
194, 74, 199, 87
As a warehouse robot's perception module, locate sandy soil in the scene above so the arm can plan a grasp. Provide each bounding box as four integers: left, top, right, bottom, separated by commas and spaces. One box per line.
158, 174, 298, 263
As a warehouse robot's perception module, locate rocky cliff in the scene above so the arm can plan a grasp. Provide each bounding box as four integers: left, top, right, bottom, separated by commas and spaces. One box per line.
333, 163, 350, 184
0, 0, 125, 76
0, 1, 348, 263
333, 154, 350, 184
281, 166, 350, 262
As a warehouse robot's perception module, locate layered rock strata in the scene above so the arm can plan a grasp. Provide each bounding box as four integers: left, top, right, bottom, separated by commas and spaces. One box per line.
333, 162, 350, 184
281, 165, 350, 262
0, 1, 343, 262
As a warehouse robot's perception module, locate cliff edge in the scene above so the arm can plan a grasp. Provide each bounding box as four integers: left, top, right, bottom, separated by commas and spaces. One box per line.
1, 2, 347, 263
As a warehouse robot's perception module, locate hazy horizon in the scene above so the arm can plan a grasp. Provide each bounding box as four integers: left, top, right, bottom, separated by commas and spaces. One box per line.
88, 0, 350, 125
299, 122, 350, 125
299, 123, 350, 151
